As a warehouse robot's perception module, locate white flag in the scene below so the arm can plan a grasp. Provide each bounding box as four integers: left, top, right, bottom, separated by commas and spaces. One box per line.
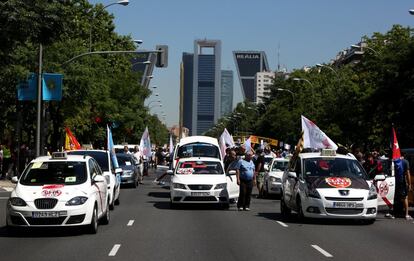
244, 136, 252, 153
139, 126, 152, 158
169, 134, 174, 155
301, 115, 338, 150
220, 128, 235, 148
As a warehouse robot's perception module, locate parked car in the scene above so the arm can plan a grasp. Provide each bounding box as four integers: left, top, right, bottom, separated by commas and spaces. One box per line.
281, 149, 380, 224
114, 144, 139, 154
67, 150, 121, 210
263, 158, 289, 197
172, 136, 222, 169
168, 157, 238, 208
116, 153, 140, 188
7, 152, 110, 234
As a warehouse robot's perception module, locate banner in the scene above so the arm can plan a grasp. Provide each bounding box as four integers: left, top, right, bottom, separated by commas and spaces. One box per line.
17, 73, 37, 101
64, 127, 81, 151
107, 125, 119, 168
220, 128, 235, 148
301, 115, 338, 150
42, 73, 63, 101
140, 126, 152, 159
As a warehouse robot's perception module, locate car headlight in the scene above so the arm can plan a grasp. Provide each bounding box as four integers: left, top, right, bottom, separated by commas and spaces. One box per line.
66, 196, 88, 206
9, 197, 27, 206
172, 183, 186, 189
307, 189, 321, 199
214, 183, 227, 190
122, 170, 133, 177
368, 184, 377, 200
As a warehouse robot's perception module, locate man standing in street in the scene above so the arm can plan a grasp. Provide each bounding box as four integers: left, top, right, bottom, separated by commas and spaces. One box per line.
235, 151, 256, 211
133, 145, 144, 184
395, 152, 412, 220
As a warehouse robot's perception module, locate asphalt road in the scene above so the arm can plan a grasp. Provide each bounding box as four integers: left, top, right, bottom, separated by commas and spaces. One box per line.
0, 168, 413, 261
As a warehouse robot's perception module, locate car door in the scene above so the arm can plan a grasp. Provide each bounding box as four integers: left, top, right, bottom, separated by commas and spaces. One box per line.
226, 160, 240, 200
93, 159, 107, 213
283, 158, 297, 206
89, 159, 103, 215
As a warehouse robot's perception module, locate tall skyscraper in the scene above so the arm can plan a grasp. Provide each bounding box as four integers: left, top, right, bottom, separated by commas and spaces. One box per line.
181, 52, 194, 135
255, 71, 274, 104
192, 40, 221, 135
233, 51, 269, 102
220, 70, 233, 116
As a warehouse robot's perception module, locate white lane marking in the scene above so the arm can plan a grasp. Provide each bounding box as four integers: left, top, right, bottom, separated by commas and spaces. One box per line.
127, 220, 134, 226
311, 245, 333, 258
108, 244, 121, 256
276, 221, 288, 227
0, 197, 9, 200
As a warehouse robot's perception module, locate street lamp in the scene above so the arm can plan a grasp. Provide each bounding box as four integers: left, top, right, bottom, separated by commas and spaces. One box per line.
133, 39, 143, 46
293, 77, 314, 114
276, 88, 295, 105
409, 9, 414, 15
131, 60, 151, 67
89, 0, 129, 52
351, 44, 379, 56
149, 104, 162, 110
316, 63, 338, 76
146, 100, 161, 107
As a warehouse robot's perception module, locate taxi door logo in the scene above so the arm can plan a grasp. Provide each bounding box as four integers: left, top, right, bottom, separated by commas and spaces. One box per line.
325, 177, 352, 188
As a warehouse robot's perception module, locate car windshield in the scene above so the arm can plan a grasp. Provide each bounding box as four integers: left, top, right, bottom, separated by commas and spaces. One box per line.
68, 151, 109, 171
303, 157, 368, 179
271, 161, 288, 171
177, 143, 220, 159
176, 161, 223, 175
20, 161, 87, 186
265, 157, 273, 164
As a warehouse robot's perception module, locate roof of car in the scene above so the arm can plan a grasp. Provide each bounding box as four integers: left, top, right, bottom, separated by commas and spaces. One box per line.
31, 154, 89, 163
67, 149, 109, 154
271, 158, 289, 162
178, 136, 219, 146
299, 152, 353, 160
114, 144, 138, 148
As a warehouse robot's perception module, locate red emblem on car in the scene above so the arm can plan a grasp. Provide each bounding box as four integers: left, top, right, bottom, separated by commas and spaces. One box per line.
325, 177, 352, 188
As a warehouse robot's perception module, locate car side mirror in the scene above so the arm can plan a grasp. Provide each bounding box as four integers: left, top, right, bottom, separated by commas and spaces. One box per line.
287, 171, 297, 179
11, 176, 18, 184
167, 170, 174, 175
93, 175, 105, 183
228, 170, 236, 176
115, 168, 123, 174
374, 174, 386, 181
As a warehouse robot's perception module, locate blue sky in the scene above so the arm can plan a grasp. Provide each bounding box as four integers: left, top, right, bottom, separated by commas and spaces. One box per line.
92, 0, 414, 127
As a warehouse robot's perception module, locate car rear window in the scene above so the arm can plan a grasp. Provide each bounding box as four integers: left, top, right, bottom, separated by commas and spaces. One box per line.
20, 161, 87, 186
177, 143, 220, 159
176, 161, 223, 175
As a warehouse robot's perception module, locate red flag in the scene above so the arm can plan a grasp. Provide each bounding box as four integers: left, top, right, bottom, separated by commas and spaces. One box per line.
392, 127, 401, 160
65, 127, 81, 150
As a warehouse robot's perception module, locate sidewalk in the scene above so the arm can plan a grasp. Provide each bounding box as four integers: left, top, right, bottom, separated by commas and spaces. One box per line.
0, 179, 16, 192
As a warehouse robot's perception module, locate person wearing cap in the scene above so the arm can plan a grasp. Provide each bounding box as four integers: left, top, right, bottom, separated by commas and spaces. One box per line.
235, 151, 256, 211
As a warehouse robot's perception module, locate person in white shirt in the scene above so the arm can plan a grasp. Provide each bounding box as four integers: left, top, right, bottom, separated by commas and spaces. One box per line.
133, 146, 143, 184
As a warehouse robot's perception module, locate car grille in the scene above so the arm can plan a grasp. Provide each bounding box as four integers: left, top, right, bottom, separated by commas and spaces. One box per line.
34, 198, 58, 209
26, 217, 66, 225
325, 197, 364, 201
325, 208, 364, 215
10, 215, 27, 225
183, 196, 217, 202
188, 185, 212, 190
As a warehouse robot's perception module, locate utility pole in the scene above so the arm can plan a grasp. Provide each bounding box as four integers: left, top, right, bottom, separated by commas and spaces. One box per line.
35, 44, 43, 157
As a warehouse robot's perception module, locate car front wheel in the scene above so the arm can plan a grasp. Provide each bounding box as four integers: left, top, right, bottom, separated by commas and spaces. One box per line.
87, 206, 98, 234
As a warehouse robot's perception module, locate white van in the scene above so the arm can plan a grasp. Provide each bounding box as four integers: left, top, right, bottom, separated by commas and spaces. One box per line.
172, 136, 223, 169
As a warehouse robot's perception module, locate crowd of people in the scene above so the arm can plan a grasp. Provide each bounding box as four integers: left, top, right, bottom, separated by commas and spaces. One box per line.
0, 142, 34, 180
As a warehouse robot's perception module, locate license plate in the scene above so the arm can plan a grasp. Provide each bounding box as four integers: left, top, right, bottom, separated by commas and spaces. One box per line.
333, 202, 357, 208
32, 211, 66, 218
191, 192, 210, 196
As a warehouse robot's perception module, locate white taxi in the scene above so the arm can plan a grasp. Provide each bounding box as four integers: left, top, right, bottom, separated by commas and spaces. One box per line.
263, 158, 289, 197
6, 152, 110, 233
168, 157, 237, 208
281, 149, 380, 224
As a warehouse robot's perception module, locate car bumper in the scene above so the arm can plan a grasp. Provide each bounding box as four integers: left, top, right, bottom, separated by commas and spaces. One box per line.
121, 176, 136, 184
302, 197, 377, 219
267, 182, 282, 194
6, 203, 94, 227
170, 189, 228, 203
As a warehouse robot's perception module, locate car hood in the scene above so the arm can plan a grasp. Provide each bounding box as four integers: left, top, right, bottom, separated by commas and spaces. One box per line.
268, 171, 284, 178
306, 176, 369, 191
13, 184, 90, 202
172, 174, 226, 185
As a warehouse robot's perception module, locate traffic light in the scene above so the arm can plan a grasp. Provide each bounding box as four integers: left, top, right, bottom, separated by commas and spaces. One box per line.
156, 45, 168, 68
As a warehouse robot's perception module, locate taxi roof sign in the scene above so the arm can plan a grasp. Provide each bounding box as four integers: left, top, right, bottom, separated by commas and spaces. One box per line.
51, 152, 67, 159
320, 149, 336, 157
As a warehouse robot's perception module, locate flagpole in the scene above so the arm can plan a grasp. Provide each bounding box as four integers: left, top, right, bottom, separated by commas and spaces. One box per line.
35, 43, 43, 157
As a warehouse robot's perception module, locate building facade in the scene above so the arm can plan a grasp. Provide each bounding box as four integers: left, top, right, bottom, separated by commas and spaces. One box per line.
220, 70, 233, 117
192, 40, 221, 135
181, 52, 194, 135
233, 51, 269, 102
255, 71, 274, 104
